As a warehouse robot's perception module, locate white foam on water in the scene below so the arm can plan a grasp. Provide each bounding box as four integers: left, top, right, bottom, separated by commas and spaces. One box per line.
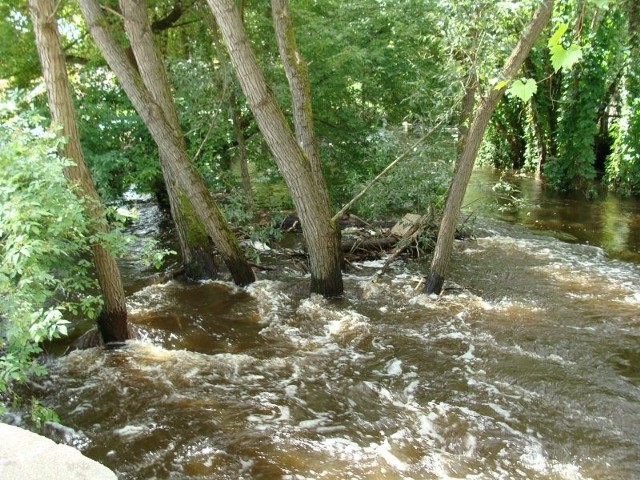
296, 295, 371, 347
385, 359, 403, 376
623, 291, 640, 304
113, 424, 148, 438
247, 280, 293, 325
375, 438, 410, 471
127, 281, 175, 314
504, 344, 575, 366
48, 223, 634, 479
476, 233, 640, 303
458, 344, 476, 362
247, 405, 291, 427
487, 402, 512, 420
480, 297, 545, 313
351, 258, 389, 269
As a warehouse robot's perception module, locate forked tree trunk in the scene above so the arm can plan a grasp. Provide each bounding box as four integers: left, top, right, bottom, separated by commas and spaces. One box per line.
29, 0, 130, 342
207, 0, 343, 297
119, 0, 219, 280
78, 0, 255, 287
424, 0, 554, 295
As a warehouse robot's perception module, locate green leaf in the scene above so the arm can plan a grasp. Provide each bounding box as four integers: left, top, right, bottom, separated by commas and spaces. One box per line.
508, 78, 538, 102
551, 43, 583, 72
587, 0, 610, 8
548, 24, 568, 48
494, 80, 509, 91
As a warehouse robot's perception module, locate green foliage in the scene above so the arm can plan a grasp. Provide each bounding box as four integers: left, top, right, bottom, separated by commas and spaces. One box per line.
479, 93, 528, 170
344, 129, 454, 219
587, 0, 611, 9
74, 68, 159, 201
275, 0, 454, 205
548, 24, 583, 72
0, 92, 102, 405
0, 4, 40, 87
508, 78, 538, 102
545, 4, 627, 191
606, 1, 640, 195
483, 0, 632, 196
139, 239, 177, 269
30, 399, 60, 429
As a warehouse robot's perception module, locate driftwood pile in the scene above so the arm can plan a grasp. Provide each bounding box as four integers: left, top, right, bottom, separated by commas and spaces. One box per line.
281, 212, 435, 266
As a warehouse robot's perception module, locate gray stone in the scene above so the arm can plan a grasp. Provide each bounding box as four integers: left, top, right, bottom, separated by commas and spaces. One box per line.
0, 423, 116, 480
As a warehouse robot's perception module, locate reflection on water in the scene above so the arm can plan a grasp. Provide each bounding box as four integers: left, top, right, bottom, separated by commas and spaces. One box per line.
465, 168, 640, 262
35, 170, 640, 479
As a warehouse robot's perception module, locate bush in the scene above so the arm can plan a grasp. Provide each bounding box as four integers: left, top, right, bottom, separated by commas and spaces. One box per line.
0, 92, 102, 414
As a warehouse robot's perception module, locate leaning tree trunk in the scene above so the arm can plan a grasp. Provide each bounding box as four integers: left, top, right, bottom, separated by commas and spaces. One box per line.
78, 0, 255, 287
29, 0, 130, 342
424, 0, 554, 295
119, 0, 219, 280
271, 0, 328, 193
457, 72, 478, 160
207, 0, 343, 297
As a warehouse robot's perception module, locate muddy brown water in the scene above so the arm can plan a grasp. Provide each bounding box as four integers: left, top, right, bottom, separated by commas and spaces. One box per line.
37, 170, 640, 479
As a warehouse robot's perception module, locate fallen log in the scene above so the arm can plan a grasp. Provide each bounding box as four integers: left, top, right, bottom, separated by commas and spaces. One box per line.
370, 215, 427, 282
341, 236, 398, 253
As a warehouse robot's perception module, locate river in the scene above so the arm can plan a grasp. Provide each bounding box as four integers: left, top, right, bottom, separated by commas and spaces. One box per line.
37, 169, 640, 479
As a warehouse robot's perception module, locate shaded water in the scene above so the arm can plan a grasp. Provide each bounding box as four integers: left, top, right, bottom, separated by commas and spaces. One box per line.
466, 169, 640, 263
39, 171, 640, 479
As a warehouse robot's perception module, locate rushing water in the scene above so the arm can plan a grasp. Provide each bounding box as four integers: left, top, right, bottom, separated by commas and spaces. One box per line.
37, 170, 640, 479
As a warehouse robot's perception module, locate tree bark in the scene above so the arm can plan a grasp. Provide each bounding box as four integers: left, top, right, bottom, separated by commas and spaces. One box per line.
207, 0, 343, 297
457, 72, 477, 160
119, 0, 220, 280
271, 0, 327, 192
29, 0, 130, 342
424, 0, 554, 295
209, 17, 254, 204
78, 0, 255, 287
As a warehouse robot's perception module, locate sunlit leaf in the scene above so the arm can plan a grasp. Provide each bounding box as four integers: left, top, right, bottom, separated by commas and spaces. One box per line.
548, 23, 568, 48
494, 79, 509, 91
551, 43, 583, 72
507, 78, 538, 102
587, 0, 610, 8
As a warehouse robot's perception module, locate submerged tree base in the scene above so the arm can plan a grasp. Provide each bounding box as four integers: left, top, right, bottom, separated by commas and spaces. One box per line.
67, 325, 143, 352
424, 271, 445, 295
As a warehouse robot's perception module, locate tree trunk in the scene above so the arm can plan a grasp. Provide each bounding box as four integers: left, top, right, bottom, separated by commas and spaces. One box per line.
29, 0, 130, 342
457, 72, 477, 160
424, 0, 554, 295
119, 0, 220, 281
271, 0, 327, 192
78, 0, 255, 287
209, 17, 254, 204
231, 92, 254, 205
207, 0, 343, 297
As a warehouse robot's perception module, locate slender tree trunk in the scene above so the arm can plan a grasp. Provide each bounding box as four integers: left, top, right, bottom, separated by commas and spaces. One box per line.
424, 0, 554, 295
457, 72, 477, 160
271, 0, 327, 192
119, 0, 220, 280
207, 0, 343, 297
209, 17, 254, 204
78, 0, 255, 286
230, 92, 254, 204
29, 0, 130, 342
530, 102, 548, 177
